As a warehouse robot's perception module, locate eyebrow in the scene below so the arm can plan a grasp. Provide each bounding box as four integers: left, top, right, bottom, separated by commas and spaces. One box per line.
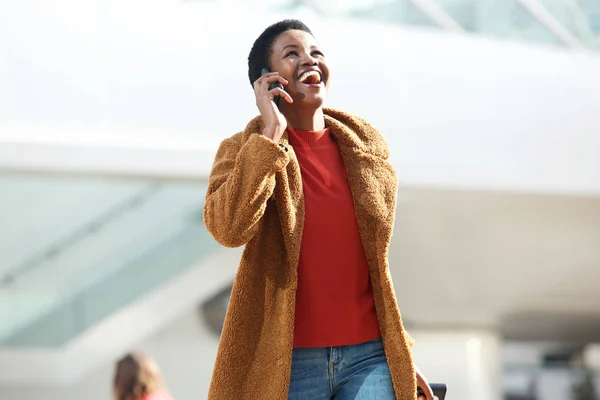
280, 44, 319, 53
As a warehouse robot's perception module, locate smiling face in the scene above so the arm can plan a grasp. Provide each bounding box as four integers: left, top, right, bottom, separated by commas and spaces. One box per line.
268, 29, 330, 111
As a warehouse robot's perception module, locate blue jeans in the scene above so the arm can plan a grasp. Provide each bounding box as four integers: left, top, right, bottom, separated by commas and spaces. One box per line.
288, 338, 396, 400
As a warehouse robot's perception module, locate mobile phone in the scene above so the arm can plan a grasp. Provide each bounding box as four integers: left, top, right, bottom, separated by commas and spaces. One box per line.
417, 383, 447, 400
261, 67, 283, 107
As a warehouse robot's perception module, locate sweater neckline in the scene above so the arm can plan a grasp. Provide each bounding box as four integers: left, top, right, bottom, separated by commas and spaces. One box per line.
287, 127, 333, 148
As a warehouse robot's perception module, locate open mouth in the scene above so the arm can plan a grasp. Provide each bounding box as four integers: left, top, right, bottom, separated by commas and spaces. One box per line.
298, 70, 323, 86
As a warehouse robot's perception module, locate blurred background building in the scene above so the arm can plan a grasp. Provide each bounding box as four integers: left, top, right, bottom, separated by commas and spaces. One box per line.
1, 0, 600, 399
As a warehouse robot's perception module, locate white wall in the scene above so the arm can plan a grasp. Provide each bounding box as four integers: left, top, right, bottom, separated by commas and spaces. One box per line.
2, 1, 600, 194
0, 307, 220, 400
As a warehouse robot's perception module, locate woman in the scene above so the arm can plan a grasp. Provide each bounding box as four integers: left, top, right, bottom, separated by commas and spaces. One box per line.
113, 352, 173, 400
204, 19, 434, 400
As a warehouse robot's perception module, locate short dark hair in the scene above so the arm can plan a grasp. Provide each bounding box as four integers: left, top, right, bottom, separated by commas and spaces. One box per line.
247, 19, 313, 86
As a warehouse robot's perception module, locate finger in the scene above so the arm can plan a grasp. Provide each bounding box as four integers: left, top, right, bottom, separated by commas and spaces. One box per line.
253, 73, 275, 90
264, 75, 288, 87
421, 386, 434, 400
254, 74, 288, 88
259, 71, 279, 78
269, 87, 293, 104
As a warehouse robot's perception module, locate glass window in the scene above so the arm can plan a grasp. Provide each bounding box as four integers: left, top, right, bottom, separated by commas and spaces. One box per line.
437, 0, 563, 45
281, 0, 437, 28
190, 0, 600, 50
0, 174, 211, 347
539, 0, 600, 49
349, 0, 437, 28
434, 0, 478, 31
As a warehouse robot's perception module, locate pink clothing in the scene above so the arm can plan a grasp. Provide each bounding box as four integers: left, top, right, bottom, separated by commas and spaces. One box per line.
141, 392, 174, 400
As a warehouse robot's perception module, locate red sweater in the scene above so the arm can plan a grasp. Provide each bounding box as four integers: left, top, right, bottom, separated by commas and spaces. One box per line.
288, 127, 380, 348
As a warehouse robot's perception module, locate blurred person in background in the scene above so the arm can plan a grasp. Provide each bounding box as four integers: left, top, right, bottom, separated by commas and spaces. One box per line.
204, 19, 433, 400
113, 352, 173, 400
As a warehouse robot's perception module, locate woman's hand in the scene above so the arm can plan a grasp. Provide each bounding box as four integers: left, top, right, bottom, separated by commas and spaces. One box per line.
253, 71, 293, 143
416, 367, 435, 400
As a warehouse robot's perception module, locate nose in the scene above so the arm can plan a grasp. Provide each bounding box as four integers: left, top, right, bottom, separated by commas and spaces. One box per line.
300, 52, 318, 66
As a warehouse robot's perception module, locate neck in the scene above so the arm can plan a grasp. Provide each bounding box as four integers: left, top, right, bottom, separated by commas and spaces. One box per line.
282, 107, 325, 131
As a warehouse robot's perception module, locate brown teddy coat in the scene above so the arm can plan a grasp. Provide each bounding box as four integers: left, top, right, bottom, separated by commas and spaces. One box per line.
203, 108, 416, 399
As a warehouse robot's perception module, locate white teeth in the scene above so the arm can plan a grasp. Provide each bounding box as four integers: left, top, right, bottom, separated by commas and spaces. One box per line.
299, 70, 321, 83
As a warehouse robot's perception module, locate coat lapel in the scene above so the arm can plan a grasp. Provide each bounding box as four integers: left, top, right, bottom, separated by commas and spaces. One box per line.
324, 109, 398, 271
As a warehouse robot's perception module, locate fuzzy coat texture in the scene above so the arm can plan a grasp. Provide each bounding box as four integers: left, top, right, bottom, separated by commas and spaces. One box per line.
203, 108, 416, 399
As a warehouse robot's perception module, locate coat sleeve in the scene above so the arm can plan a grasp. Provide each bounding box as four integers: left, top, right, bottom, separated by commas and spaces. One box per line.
203, 133, 290, 248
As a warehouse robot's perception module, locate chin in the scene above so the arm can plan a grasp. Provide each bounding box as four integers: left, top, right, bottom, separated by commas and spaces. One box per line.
297, 94, 326, 109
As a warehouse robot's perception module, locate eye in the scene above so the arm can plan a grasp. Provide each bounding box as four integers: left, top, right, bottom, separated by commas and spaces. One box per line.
285, 50, 298, 58
312, 50, 325, 57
